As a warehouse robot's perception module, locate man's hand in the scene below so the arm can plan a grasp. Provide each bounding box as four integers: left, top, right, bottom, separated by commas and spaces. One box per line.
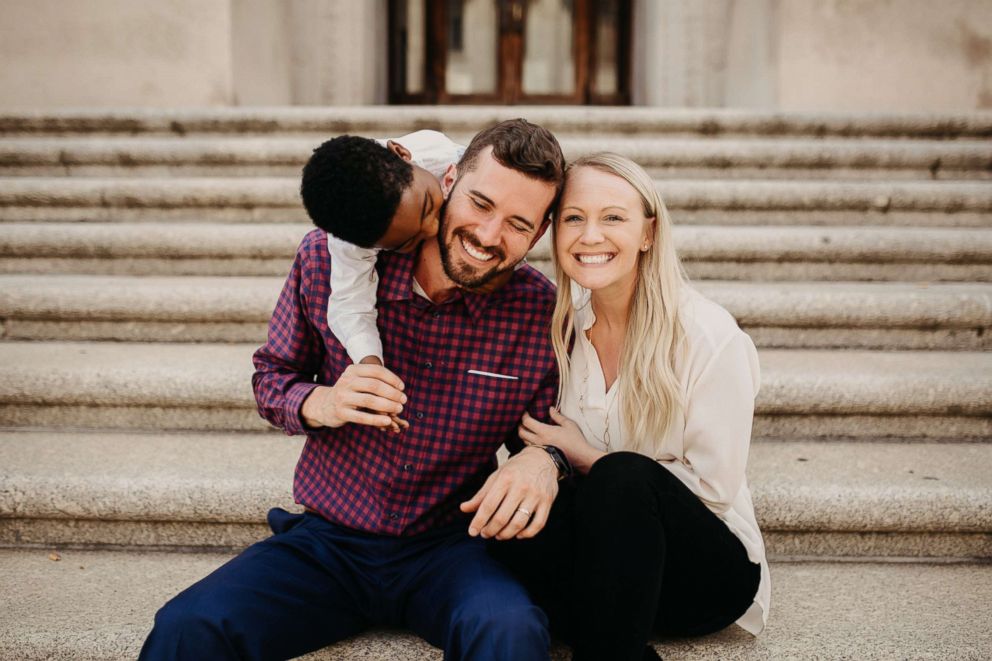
459, 446, 559, 541
301, 363, 407, 430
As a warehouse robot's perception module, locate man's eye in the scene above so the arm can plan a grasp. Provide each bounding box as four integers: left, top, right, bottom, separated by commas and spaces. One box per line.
470, 198, 486, 210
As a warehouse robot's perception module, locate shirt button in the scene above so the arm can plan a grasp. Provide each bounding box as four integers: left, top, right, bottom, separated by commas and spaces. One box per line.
433, 311, 440, 319
388, 513, 398, 520
416, 412, 424, 420
404, 463, 413, 471
425, 361, 432, 368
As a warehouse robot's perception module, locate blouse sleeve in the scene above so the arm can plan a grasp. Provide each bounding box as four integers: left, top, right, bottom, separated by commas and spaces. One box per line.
664, 330, 761, 514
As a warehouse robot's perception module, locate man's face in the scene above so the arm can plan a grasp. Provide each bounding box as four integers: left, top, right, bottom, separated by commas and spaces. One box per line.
437, 147, 556, 290
374, 165, 443, 254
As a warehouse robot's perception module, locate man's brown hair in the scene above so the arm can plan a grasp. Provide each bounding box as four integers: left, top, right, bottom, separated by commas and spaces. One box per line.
457, 118, 566, 213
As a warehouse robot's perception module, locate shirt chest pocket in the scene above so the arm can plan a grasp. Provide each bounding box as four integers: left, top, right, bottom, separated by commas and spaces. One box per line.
453, 369, 528, 436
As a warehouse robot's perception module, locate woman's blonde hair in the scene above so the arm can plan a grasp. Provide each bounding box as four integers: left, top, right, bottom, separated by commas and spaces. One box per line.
550, 153, 687, 454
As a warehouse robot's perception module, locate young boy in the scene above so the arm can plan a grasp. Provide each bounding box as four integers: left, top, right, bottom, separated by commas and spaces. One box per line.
300, 130, 465, 430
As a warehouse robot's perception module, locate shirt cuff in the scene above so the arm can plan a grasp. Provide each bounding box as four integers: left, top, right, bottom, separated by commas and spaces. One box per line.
284, 381, 320, 436
345, 334, 384, 364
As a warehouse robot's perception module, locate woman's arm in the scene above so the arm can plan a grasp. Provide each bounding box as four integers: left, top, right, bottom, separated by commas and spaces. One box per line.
518, 408, 607, 474
667, 331, 760, 514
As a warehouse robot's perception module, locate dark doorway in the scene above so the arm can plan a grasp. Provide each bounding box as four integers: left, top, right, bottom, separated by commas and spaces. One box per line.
389, 0, 630, 105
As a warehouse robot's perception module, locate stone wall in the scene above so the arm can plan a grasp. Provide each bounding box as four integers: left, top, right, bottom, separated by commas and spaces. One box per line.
0, 0, 234, 107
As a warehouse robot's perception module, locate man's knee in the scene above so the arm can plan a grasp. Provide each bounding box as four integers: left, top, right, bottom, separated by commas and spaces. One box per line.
449, 597, 549, 660
141, 591, 239, 660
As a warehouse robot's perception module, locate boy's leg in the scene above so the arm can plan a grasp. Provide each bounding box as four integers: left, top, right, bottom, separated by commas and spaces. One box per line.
401, 531, 551, 661
139, 510, 371, 661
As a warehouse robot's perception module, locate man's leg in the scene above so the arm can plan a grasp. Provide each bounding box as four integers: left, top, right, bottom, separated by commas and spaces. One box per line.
140, 510, 371, 661
401, 530, 551, 661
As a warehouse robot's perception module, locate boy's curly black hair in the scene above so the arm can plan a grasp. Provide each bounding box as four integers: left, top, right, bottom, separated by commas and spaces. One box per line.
300, 135, 414, 248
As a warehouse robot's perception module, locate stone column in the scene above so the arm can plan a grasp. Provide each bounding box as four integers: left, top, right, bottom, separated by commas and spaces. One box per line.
232, 0, 387, 106
632, 0, 778, 108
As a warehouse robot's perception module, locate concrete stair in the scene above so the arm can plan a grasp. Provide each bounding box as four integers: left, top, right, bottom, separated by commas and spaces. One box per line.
0, 107, 989, 659
1, 430, 989, 558
3, 548, 989, 660
2, 106, 990, 139
2, 176, 990, 225
0, 341, 989, 439
1, 275, 989, 349
3, 222, 991, 281
2, 136, 990, 180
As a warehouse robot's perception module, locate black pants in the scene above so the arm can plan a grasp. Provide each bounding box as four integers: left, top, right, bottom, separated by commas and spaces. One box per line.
491, 452, 760, 661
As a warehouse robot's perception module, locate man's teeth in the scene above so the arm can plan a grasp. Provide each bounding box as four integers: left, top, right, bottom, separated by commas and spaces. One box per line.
576, 253, 615, 264
461, 237, 495, 261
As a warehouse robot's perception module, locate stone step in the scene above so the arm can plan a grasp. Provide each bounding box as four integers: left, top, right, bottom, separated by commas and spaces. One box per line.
2, 106, 990, 140
2, 549, 989, 661
0, 342, 988, 439
1, 430, 989, 558
1, 275, 989, 350
2, 136, 989, 180
1, 177, 989, 226
3, 222, 990, 282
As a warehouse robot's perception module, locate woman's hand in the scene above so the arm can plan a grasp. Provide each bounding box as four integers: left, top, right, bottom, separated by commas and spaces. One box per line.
518, 408, 606, 475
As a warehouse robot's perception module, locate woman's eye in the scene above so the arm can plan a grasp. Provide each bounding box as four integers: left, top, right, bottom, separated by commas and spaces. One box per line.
562, 215, 583, 223
604, 215, 625, 223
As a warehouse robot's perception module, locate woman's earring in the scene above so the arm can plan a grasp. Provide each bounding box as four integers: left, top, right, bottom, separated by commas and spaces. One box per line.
640, 243, 651, 252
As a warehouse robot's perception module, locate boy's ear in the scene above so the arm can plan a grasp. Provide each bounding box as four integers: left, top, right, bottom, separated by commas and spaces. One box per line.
386, 140, 413, 162
441, 163, 458, 199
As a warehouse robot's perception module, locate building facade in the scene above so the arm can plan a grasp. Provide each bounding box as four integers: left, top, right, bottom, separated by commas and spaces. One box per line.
1, 0, 990, 111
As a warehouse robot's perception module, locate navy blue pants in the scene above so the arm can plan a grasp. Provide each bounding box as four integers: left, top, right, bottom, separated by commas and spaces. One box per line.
140, 508, 550, 661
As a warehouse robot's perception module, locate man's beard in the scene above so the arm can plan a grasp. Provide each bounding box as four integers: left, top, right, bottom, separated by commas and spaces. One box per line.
437, 195, 517, 290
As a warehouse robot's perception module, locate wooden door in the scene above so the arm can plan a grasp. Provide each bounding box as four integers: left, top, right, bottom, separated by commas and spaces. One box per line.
389, 0, 630, 105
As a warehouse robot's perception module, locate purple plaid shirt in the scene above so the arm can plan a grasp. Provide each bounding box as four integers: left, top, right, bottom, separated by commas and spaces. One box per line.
252, 229, 559, 536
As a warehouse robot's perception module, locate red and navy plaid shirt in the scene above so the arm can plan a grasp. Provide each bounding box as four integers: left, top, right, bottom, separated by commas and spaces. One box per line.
252, 229, 559, 536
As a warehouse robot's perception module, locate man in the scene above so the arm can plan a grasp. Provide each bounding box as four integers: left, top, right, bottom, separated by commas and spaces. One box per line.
140, 119, 568, 661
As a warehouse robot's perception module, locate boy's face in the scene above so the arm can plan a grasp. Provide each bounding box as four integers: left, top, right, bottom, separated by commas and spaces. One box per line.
374, 165, 443, 254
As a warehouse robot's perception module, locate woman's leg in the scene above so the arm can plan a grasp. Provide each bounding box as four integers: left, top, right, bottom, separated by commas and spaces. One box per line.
569, 452, 760, 661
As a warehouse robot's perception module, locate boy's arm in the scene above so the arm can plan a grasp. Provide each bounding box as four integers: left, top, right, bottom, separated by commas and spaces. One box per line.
327, 235, 384, 364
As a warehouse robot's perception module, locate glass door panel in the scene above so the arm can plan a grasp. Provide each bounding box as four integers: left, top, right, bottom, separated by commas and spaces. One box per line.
592, 0, 619, 96
522, 0, 575, 96
444, 0, 499, 95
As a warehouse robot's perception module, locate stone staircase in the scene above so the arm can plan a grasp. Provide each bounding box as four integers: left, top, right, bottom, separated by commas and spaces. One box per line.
0, 107, 990, 659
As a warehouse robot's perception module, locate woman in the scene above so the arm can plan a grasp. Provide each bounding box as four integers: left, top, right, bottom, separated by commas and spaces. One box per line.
494, 153, 769, 661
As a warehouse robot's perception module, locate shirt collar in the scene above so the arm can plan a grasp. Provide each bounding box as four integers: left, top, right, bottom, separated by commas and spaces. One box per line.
377, 250, 496, 324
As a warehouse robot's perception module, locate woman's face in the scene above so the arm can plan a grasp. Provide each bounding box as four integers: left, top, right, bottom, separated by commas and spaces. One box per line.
555, 166, 654, 297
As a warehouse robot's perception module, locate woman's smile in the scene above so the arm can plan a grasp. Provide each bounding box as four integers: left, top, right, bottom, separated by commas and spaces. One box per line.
573, 252, 617, 265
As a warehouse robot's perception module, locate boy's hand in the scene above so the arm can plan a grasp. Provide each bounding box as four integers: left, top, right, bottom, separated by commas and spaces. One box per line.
302, 364, 406, 430
357, 355, 407, 433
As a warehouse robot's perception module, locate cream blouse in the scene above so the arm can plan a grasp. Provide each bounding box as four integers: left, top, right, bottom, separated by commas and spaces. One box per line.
559, 285, 770, 635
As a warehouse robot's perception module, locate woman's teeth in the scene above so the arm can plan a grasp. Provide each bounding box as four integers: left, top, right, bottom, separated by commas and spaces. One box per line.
575, 253, 615, 264
462, 237, 495, 261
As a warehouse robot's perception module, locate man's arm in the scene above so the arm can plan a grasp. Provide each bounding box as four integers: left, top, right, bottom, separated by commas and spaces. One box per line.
253, 237, 407, 434
460, 363, 561, 540
252, 244, 324, 435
